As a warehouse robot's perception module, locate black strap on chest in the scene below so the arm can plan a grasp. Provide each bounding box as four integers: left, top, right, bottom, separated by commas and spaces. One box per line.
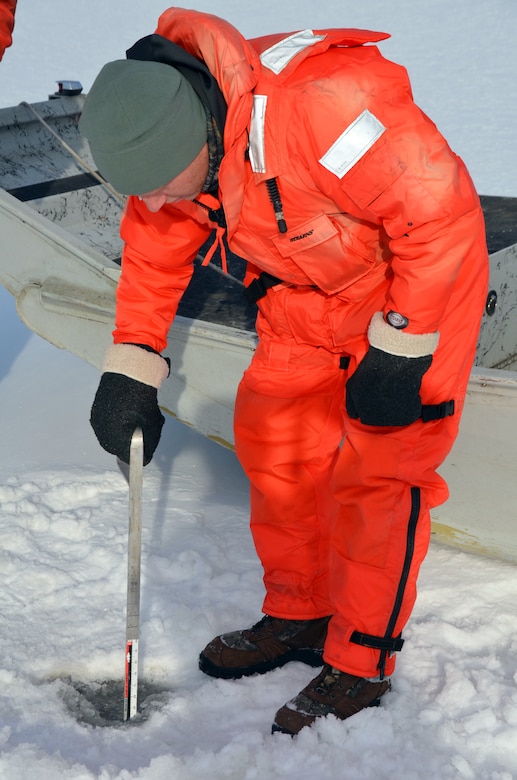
245, 271, 284, 304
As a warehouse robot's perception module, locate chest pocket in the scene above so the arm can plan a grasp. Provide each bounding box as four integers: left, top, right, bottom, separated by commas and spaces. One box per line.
270, 212, 378, 295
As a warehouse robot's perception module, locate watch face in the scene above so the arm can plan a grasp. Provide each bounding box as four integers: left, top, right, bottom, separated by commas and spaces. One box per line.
386, 311, 409, 329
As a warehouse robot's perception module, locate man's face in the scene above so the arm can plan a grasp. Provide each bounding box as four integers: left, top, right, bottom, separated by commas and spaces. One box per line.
138, 144, 209, 212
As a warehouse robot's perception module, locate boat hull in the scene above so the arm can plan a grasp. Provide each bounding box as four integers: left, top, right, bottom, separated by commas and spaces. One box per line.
1, 95, 517, 562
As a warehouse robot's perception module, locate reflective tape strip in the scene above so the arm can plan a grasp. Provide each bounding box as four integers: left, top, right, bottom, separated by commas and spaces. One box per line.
260, 29, 326, 75
319, 109, 386, 179
249, 94, 267, 173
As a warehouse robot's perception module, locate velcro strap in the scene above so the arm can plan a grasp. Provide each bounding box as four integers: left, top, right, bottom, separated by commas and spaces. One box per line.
245, 272, 284, 304
421, 400, 455, 423
350, 630, 404, 653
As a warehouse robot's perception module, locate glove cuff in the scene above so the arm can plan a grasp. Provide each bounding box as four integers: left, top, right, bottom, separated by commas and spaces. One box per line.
102, 344, 169, 389
368, 312, 439, 358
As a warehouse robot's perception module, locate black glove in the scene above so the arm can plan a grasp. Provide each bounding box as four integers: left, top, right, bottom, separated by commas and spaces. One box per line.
346, 346, 432, 427
91, 373, 164, 465
90, 343, 170, 465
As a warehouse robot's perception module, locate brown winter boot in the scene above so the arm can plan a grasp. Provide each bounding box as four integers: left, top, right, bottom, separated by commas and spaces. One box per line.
198, 615, 331, 679
272, 664, 390, 735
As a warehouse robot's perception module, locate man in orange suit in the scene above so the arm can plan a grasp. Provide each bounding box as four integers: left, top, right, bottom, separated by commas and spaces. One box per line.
79, 8, 489, 734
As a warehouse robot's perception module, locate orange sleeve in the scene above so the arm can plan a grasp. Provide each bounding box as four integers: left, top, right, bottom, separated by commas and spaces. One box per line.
339, 105, 487, 334
0, 0, 17, 60
296, 53, 488, 334
114, 197, 212, 352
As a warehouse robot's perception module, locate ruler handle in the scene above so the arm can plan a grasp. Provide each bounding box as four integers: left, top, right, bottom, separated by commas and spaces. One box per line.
123, 427, 144, 721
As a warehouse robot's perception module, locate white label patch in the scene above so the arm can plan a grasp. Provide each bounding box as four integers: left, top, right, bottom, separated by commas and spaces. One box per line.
260, 30, 326, 75
319, 110, 386, 179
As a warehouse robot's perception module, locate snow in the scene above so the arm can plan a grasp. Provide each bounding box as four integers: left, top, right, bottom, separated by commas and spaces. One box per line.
0, 1, 516, 778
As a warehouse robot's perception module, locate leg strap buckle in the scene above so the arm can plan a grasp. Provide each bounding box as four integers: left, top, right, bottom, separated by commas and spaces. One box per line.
350, 630, 404, 653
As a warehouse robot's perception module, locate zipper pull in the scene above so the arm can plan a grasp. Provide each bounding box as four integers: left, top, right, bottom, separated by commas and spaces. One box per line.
265, 178, 288, 234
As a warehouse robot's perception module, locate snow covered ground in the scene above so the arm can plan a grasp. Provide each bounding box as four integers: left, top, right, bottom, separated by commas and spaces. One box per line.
1, 2, 517, 778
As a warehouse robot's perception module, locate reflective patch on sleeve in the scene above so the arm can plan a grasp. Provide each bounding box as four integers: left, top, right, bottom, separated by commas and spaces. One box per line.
260, 30, 326, 75
319, 110, 386, 179
249, 95, 267, 174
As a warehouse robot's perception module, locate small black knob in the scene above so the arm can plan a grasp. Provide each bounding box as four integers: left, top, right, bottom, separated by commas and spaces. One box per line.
485, 290, 498, 316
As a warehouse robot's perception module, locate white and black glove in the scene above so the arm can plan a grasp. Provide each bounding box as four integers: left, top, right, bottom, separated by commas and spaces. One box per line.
90, 344, 170, 465
346, 312, 439, 427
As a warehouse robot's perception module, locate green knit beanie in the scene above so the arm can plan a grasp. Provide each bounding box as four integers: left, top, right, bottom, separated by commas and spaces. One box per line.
79, 59, 207, 195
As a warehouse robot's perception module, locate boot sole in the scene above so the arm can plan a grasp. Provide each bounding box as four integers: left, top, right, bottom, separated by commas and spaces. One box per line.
199, 647, 324, 679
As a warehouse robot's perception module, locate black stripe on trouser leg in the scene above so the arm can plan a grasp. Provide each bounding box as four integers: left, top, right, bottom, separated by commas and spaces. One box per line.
379, 485, 421, 678
350, 487, 422, 676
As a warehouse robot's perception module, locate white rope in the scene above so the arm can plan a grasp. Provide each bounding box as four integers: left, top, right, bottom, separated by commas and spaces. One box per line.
19, 101, 246, 288
19, 100, 125, 204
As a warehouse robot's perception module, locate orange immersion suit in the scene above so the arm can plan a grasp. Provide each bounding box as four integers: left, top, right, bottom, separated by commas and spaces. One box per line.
115, 9, 489, 678
0, 0, 17, 60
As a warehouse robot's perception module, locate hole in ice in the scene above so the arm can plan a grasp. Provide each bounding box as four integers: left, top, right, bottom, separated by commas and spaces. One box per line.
57, 677, 171, 727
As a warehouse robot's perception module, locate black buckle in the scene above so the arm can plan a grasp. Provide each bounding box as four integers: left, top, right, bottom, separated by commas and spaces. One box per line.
350, 630, 404, 653
421, 399, 455, 423
245, 272, 283, 304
